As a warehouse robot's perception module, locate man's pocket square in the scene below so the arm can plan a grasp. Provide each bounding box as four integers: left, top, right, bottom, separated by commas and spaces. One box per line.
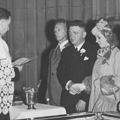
84, 56, 89, 60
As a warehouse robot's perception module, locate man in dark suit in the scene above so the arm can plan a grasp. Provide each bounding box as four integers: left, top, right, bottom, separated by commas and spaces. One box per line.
46, 19, 70, 106
57, 20, 97, 113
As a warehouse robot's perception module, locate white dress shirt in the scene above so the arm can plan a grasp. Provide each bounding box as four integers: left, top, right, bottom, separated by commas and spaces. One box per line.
74, 41, 85, 51
56, 40, 69, 52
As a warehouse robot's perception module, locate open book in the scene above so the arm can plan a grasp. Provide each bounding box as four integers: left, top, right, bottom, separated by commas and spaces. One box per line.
12, 56, 38, 67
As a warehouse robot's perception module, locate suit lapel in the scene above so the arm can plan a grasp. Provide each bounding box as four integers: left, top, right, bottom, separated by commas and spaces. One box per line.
52, 50, 61, 64
76, 42, 88, 66
49, 49, 55, 63
79, 42, 86, 52
64, 42, 70, 48
50, 48, 58, 64
51, 42, 70, 64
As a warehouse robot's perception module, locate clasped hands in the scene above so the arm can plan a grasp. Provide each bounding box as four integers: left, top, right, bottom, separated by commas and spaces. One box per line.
68, 81, 86, 95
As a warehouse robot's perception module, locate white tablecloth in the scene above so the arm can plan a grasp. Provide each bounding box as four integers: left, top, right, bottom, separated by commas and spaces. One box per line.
10, 103, 66, 120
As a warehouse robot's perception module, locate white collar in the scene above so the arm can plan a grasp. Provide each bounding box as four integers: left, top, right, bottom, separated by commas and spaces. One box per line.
57, 40, 69, 51
0, 37, 12, 67
75, 41, 85, 51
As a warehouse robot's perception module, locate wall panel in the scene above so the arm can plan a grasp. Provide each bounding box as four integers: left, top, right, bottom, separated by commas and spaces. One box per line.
71, 0, 83, 20
0, 0, 7, 8
57, 0, 70, 19
12, 0, 25, 8
100, 0, 106, 18
36, 0, 46, 77
26, 8, 37, 88
109, 0, 116, 17
11, 2, 27, 91
83, 0, 92, 22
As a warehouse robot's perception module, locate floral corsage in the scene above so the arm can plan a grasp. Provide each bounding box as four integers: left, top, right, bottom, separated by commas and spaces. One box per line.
80, 48, 86, 56
97, 46, 113, 65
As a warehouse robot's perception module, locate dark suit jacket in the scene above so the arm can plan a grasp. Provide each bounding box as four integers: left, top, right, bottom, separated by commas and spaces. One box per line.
46, 41, 70, 106
57, 41, 97, 113
12, 67, 20, 82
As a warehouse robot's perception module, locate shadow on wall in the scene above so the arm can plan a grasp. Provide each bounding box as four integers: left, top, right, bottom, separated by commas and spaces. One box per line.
85, 19, 99, 49
113, 24, 120, 49
45, 19, 58, 48
37, 19, 57, 104
107, 17, 120, 49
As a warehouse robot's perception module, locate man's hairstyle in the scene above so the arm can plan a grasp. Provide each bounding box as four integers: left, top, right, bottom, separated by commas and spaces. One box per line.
54, 18, 67, 31
69, 20, 86, 31
0, 8, 11, 20
55, 18, 66, 25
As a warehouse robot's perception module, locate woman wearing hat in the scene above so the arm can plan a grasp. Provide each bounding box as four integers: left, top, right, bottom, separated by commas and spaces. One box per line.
89, 19, 120, 112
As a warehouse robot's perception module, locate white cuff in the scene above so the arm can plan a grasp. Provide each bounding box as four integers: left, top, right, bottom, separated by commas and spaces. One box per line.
65, 80, 72, 90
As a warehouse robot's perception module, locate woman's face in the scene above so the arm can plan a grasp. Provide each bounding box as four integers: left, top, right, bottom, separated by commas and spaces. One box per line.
95, 32, 110, 48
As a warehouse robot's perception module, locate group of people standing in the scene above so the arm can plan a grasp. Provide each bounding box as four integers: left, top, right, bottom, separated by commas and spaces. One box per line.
46, 18, 120, 114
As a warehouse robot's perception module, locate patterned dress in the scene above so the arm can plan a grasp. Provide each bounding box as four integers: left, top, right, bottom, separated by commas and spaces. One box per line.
0, 37, 15, 119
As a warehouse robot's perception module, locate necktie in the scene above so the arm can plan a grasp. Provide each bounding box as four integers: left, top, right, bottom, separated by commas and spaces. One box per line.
56, 45, 61, 54
53, 45, 61, 60
75, 47, 79, 52
75, 47, 78, 51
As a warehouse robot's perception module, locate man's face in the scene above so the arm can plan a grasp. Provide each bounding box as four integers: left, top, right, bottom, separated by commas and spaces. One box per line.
0, 17, 11, 36
54, 23, 67, 42
69, 26, 86, 46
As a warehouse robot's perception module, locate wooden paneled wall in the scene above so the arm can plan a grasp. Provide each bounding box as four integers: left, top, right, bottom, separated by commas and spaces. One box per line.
0, 0, 120, 98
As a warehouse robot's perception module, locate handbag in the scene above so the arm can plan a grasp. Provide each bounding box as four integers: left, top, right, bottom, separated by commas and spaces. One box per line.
100, 75, 120, 96
92, 75, 119, 112
82, 76, 92, 94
